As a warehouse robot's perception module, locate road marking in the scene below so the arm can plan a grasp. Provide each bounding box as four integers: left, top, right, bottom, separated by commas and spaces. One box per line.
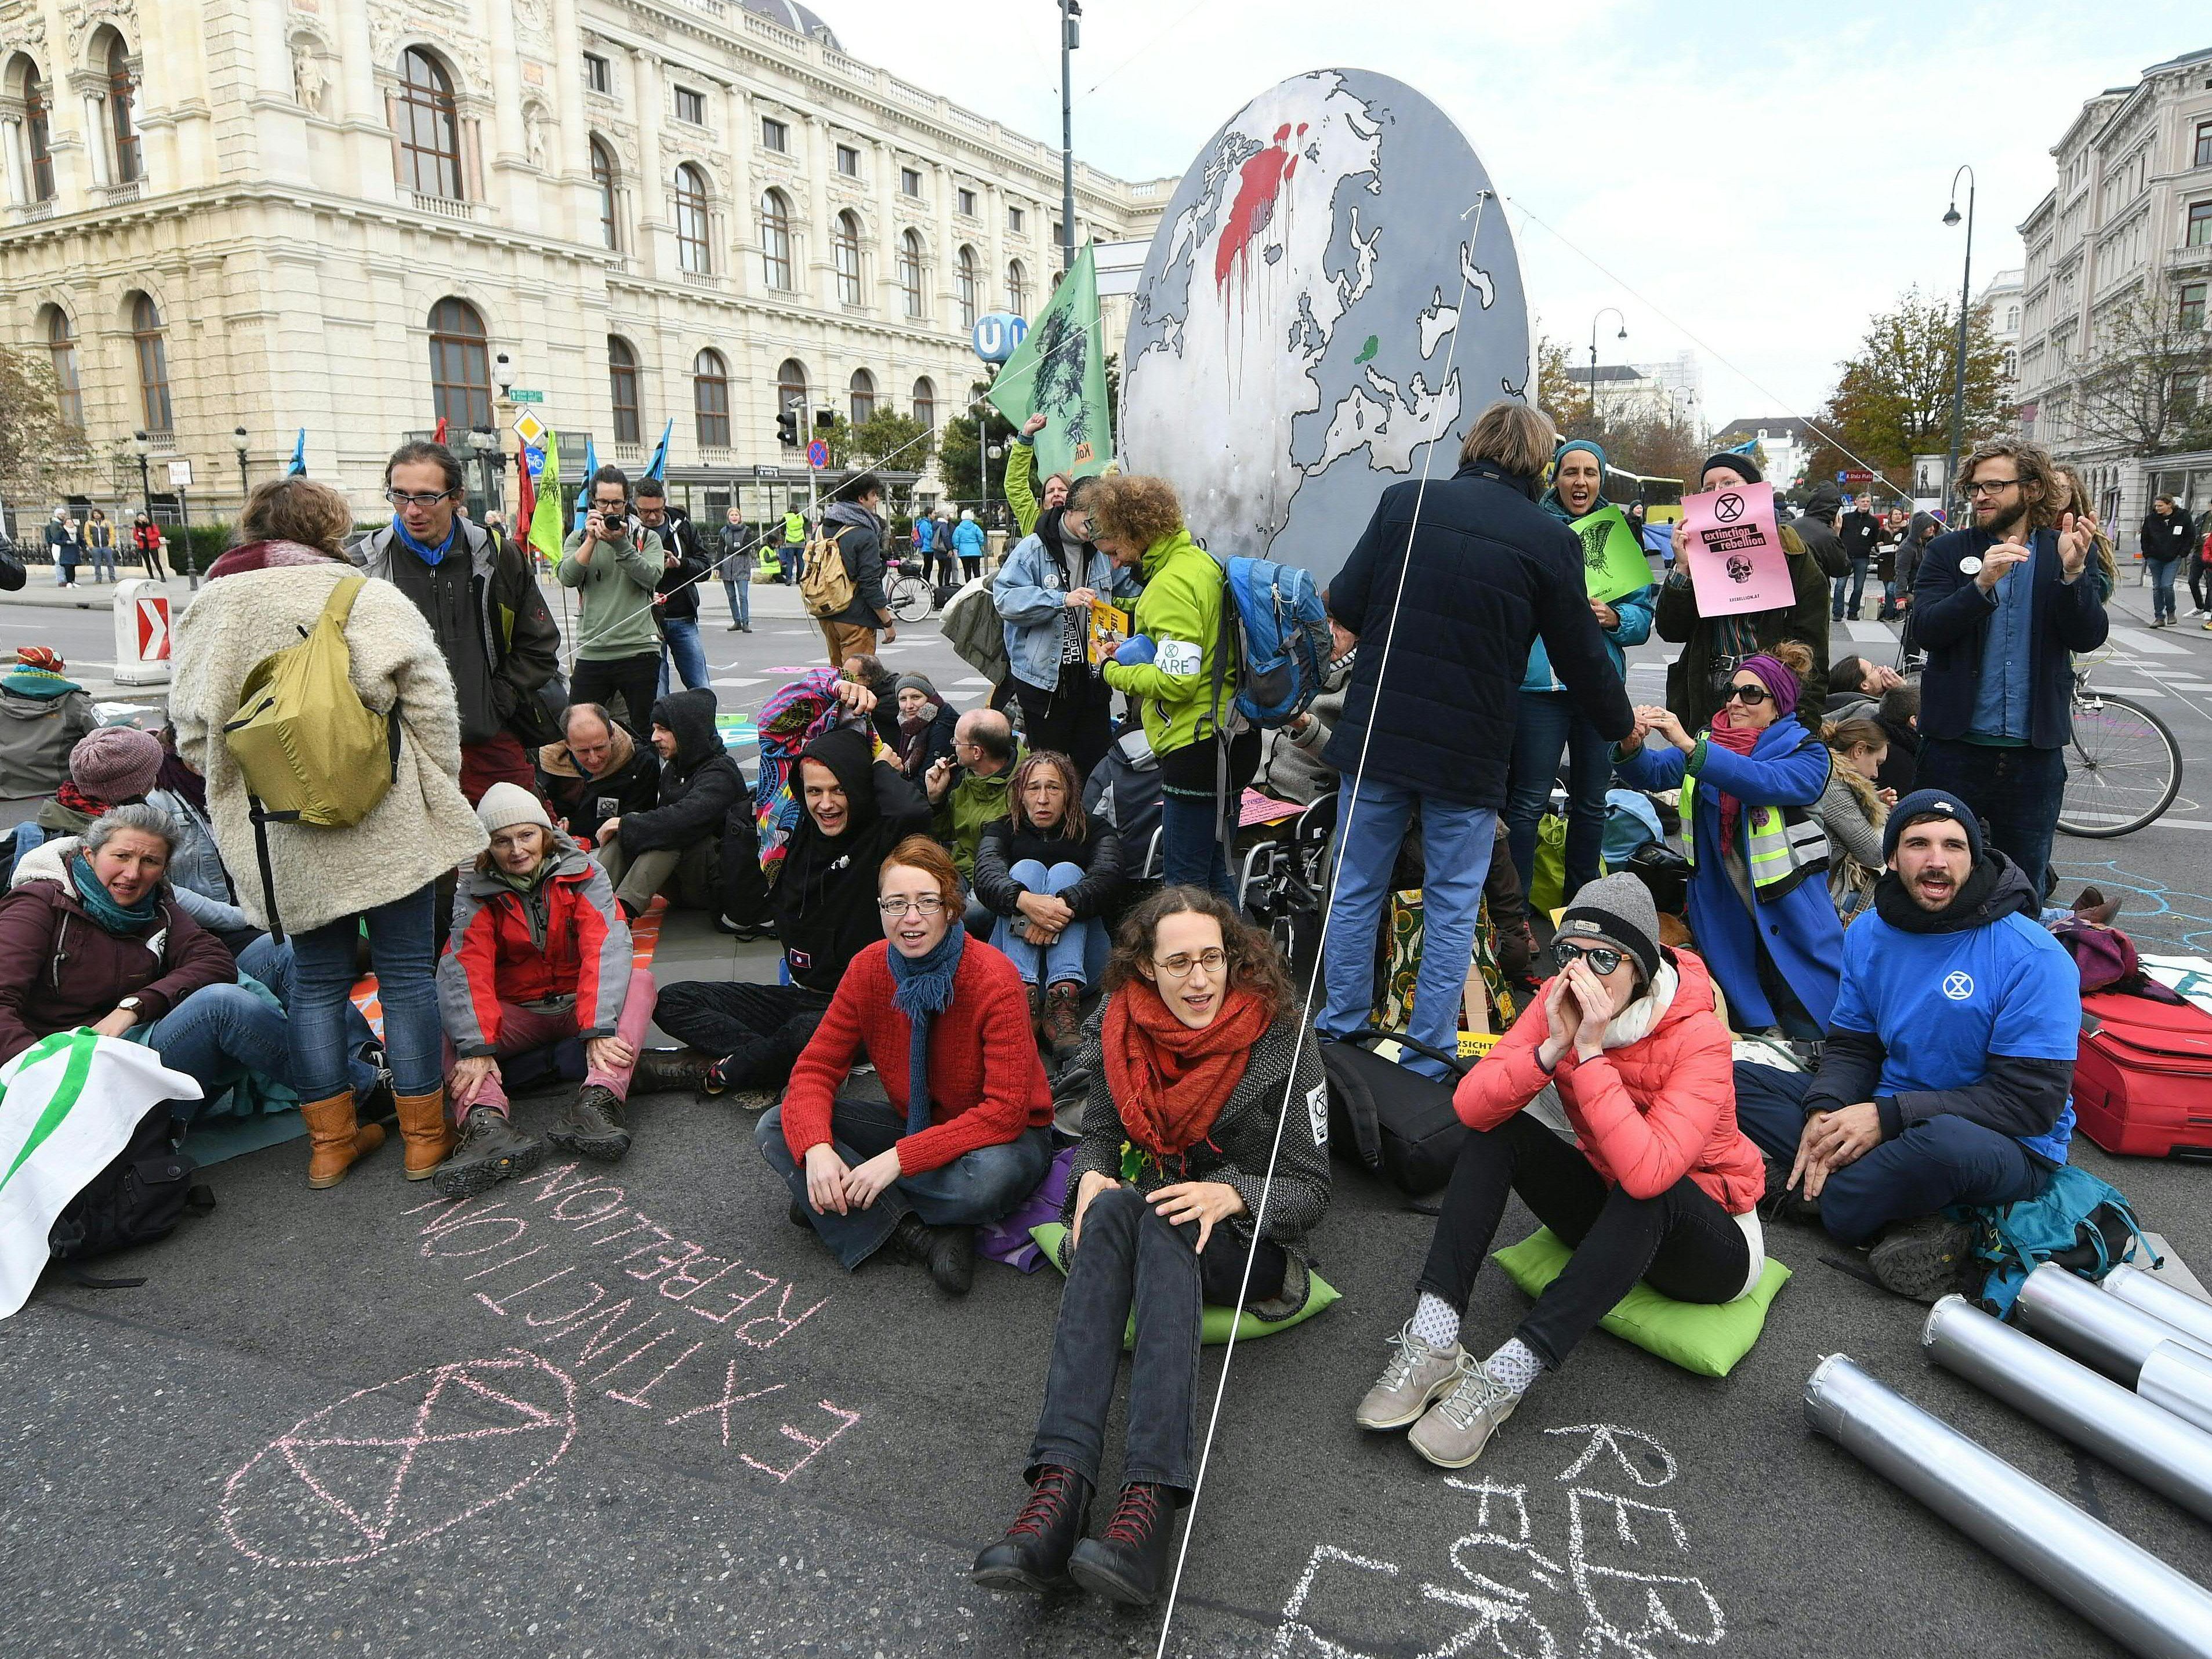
709, 677, 766, 688
2107, 626, 2189, 656
951, 677, 992, 688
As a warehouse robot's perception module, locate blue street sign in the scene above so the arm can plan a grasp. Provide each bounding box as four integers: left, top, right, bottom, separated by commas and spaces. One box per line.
972, 312, 1029, 364
806, 439, 829, 469
1836, 471, 1848, 484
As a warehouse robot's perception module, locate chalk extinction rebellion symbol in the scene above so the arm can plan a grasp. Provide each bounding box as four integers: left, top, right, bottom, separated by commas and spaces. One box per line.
220, 1350, 579, 1566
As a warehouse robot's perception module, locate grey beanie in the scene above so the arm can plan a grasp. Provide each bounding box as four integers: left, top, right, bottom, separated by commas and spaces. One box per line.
1554, 872, 1662, 983
894, 674, 940, 703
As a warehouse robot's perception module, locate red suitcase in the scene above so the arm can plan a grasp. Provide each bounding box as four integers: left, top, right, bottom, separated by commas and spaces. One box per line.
2073, 990, 2212, 1159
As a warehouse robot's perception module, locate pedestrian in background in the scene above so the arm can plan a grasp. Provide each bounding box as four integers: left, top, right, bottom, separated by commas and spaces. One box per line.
131, 511, 167, 580
719, 506, 752, 631
83, 509, 118, 583
954, 509, 987, 583
637, 478, 710, 697
45, 509, 80, 588
2149, 495, 2207, 619
1836, 492, 1883, 622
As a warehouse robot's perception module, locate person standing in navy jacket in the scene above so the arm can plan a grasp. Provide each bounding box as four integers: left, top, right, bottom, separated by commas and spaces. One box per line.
1908, 439, 2104, 902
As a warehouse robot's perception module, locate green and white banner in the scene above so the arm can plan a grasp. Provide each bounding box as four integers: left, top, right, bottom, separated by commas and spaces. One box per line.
0, 1030, 200, 1318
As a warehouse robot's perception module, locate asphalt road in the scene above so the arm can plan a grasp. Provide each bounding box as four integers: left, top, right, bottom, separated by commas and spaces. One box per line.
3, 571, 2211, 1657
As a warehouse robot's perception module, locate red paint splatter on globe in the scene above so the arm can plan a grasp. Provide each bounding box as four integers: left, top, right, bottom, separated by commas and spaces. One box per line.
1214, 124, 1305, 293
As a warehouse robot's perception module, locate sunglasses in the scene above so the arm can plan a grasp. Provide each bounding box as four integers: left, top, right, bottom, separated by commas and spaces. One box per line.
1551, 939, 1624, 976
1725, 683, 1773, 705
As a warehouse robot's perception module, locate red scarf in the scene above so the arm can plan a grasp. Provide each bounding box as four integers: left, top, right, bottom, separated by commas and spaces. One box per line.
55, 781, 111, 821
1103, 979, 1274, 1164
1703, 709, 1761, 853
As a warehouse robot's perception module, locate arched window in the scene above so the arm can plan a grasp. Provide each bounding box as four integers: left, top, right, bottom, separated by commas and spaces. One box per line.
897, 229, 924, 319
607, 335, 640, 445
426, 296, 491, 432
849, 368, 876, 425
1006, 259, 1028, 317
396, 48, 462, 199
130, 293, 171, 432
22, 65, 54, 202
759, 189, 792, 290
833, 210, 862, 306
590, 138, 620, 251
955, 245, 978, 329
673, 164, 710, 275
43, 307, 81, 430
694, 349, 730, 448
106, 37, 140, 184
911, 376, 935, 431
775, 358, 808, 445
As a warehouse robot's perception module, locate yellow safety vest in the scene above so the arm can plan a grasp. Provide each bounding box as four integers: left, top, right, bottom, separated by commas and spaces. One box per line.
1678, 736, 1831, 901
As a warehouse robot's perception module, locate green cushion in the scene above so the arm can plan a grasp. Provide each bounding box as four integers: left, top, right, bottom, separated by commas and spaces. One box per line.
1029, 1224, 1340, 1348
1491, 1226, 1790, 1378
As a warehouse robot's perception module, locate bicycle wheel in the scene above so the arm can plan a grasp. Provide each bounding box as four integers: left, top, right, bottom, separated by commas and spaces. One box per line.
889, 574, 933, 623
2058, 692, 2183, 838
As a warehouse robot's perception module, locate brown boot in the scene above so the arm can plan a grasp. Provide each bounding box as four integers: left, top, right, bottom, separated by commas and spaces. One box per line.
300, 1092, 386, 1190
393, 1087, 456, 1181
1042, 981, 1084, 1061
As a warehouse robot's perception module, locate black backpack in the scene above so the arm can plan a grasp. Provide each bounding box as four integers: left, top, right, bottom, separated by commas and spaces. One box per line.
47, 1104, 212, 1284
1317, 1028, 1470, 1197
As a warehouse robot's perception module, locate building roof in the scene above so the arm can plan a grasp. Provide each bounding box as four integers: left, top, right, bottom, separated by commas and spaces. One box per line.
1567, 364, 1648, 385
1714, 416, 1812, 442
745, 0, 839, 49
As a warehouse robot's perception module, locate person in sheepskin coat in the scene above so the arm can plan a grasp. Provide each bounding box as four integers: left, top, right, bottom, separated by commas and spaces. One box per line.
171, 476, 487, 1193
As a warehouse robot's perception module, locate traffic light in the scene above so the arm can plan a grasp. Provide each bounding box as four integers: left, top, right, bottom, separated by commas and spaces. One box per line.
776, 400, 799, 448
814, 409, 836, 431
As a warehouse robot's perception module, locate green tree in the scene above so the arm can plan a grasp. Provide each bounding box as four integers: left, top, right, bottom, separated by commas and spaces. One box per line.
1799, 287, 2010, 492
2065, 282, 2212, 457
937, 375, 1016, 507
0, 344, 92, 504
849, 406, 930, 470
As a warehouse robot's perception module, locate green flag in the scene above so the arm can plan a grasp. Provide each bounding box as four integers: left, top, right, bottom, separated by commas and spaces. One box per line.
527, 426, 563, 567
1569, 503, 1655, 605
986, 244, 1111, 479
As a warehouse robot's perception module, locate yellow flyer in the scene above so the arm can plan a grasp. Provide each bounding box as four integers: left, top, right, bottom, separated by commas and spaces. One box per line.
1087, 599, 1131, 667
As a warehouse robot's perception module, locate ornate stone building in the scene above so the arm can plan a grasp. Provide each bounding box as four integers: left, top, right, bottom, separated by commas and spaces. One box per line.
0, 0, 1169, 522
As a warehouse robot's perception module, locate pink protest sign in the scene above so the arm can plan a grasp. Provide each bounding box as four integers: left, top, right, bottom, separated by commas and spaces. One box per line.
1681, 481, 1793, 616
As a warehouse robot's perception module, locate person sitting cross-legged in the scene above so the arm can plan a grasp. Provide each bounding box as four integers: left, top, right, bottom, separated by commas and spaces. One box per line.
594, 688, 743, 919
1732, 792, 2080, 1301
758, 836, 1053, 1295
1353, 876, 1764, 1468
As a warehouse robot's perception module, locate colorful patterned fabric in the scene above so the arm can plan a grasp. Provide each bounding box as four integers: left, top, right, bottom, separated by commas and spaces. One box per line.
752, 669, 876, 884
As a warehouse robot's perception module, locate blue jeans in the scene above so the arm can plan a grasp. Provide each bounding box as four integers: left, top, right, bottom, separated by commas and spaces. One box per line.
1831, 557, 1869, 620
756, 1097, 1053, 1269
2149, 557, 2180, 622
658, 617, 710, 698
1878, 579, 1901, 618
1319, 777, 1497, 1078
89, 545, 118, 580
1912, 738, 2066, 905
143, 985, 292, 1118
1732, 1062, 2043, 1246
723, 579, 750, 627
288, 883, 441, 1099
1503, 689, 1607, 901
237, 933, 380, 1101
1161, 790, 1233, 900
991, 859, 1104, 989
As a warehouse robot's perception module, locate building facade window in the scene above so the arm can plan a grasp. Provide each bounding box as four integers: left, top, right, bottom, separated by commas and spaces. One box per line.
2198, 121, 2212, 170
2185, 282, 2209, 332
911, 376, 935, 431
849, 368, 876, 424
130, 293, 172, 433
694, 349, 731, 448
673, 164, 711, 274
608, 336, 640, 444
583, 53, 611, 95
107, 37, 140, 183
833, 210, 862, 304
957, 187, 976, 217
956, 245, 978, 327
761, 116, 788, 152
44, 307, 81, 430
776, 358, 808, 442
23, 67, 54, 201
2191, 200, 2212, 247
397, 48, 462, 199
1007, 205, 1024, 234
897, 229, 924, 318
590, 138, 621, 250
900, 166, 921, 198
2004, 304, 2020, 330
673, 86, 705, 126
836, 143, 860, 177
760, 189, 793, 289
1006, 259, 1027, 315
427, 296, 490, 432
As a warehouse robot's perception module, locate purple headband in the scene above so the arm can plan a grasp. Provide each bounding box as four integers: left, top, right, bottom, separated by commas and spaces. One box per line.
1734, 654, 1801, 717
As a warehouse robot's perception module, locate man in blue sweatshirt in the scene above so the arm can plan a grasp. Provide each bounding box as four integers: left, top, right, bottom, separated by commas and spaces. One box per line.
1734, 791, 2078, 1301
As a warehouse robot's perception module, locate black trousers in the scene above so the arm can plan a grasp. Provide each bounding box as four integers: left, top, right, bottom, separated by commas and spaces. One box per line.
1014, 669, 1115, 785
570, 652, 663, 739
652, 980, 832, 1090
2193, 560, 2212, 613
1417, 1112, 1750, 1368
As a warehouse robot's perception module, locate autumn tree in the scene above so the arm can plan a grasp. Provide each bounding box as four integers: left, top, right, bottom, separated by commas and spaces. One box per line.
937, 375, 1017, 507
1798, 287, 2010, 491
1529, 335, 1705, 491
2064, 282, 2212, 457
0, 343, 92, 509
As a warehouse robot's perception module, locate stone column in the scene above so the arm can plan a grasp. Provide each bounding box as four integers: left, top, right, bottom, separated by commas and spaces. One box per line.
79, 92, 109, 187
725, 81, 751, 295
804, 114, 831, 308
632, 48, 663, 276
1, 118, 26, 206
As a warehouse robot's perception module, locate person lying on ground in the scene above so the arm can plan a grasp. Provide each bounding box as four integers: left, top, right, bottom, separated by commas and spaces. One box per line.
888, 674, 958, 782
1354, 875, 1763, 1469
928, 707, 1021, 882
973, 751, 1125, 1062
438, 783, 682, 1196
1822, 655, 1906, 723
650, 726, 931, 1105
594, 688, 743, 919
759, 836, 1052, 1295
0, 646, 97, 803
973, 886, 1330, 1609
538, 702, 661, 849
1731, 792, 2079, 1301
1613, 642, 1842, 1038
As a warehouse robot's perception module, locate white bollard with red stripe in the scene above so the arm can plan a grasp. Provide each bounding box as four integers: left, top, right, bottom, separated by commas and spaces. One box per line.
113, 578, 172, 685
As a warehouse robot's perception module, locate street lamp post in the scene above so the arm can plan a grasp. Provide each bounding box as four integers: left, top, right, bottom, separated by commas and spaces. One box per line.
1589, 308, 1626, 429
1058, 0, 1082, 277
1943, 165, 1977, 524
132, 429, 153, 523
231, 425, 250, 506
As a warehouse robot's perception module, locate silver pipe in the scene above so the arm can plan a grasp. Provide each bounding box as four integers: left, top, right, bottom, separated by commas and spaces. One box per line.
2016, 1263, 2212, 1382
1922, 1297, 2212, 1524
2142, 1346, 2212, 1437
2105, 1265, 2212, 1356
1805, 1354, 2212, 1659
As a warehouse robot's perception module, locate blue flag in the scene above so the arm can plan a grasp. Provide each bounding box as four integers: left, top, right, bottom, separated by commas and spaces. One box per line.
286, 428, 307, 476
573, 435, 600, 533
645, 419, 673, 481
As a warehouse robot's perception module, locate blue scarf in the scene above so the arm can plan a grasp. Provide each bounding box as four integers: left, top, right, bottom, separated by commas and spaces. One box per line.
886, 924, 965, 1137
68, 854, 160, 935
390, 514, 458, 567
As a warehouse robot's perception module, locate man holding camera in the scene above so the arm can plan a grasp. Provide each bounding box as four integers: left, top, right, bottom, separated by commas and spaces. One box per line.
559, 465, 666, 739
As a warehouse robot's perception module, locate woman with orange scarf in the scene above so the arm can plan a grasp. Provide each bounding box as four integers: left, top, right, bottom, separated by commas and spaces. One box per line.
973, 887, 1330, 1609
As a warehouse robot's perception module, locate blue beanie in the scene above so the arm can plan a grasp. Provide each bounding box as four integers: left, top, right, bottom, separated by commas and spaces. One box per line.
1881, 789, 1984, 865
1553, 437, 1608, 487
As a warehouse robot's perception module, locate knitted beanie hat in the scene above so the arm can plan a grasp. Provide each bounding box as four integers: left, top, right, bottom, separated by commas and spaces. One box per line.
1881, 789, 1983, 865
1554, 872, 1663, 984
16, 646, 64, 673
476, 781, 553, 836
68, 727, 163, 803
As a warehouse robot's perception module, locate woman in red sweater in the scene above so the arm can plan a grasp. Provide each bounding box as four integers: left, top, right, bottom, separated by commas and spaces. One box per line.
759, 834, 1053, 1294
1353, 873, 1765, 1471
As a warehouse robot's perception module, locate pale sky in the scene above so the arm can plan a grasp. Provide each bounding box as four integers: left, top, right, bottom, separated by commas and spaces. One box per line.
820, 0, 2212, 425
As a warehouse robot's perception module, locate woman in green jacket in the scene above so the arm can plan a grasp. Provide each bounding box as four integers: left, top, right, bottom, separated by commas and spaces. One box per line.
1092, 475, 1254, 899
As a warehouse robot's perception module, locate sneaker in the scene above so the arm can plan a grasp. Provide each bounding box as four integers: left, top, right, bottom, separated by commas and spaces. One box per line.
1867, 1215, 1979, 1303
432, 1106, 547, 1199
1354, 1322, 1466, 1431
1408, 1358, 1520, 1469
547, 1084, 630, 1162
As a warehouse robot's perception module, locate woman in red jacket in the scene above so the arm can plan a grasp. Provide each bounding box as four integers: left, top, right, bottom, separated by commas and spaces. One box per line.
760, 834, 1053, 1295
1354, 873, 1766, 1470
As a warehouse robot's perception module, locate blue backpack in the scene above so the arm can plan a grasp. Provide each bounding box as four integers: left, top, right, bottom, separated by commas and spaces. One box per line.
1204, 554, 1333, 731
1961, 1164, 2154, 1318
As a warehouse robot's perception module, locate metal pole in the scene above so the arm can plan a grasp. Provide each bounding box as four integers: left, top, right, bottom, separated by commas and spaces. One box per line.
2103, 1263, 2212, 1353
1943, 167, 1975, 525
1058, 0, 1077, 278
2015, 1263, 2212, 1434
177, 484, 196, 591
1805, 1355, 2212, 1659
1923, 1296, 2212, 1525
235, 452, 249, 507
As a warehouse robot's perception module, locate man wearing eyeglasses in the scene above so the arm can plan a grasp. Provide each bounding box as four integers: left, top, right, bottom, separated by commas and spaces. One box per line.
353, 440, 561, 803
1905, 438, 2105, 901
557, 464, 667, 740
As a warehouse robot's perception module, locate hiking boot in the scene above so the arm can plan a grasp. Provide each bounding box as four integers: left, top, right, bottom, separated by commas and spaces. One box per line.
1042, 981, 1084, 1061
1760, 1155, 1823, 1226
1868, 1215, 1979, 1303
433, 1106, 547, 1199
1408, 1357, 1519, 1470
1354, 1322, 1466, 1431
631, 1047, 713, 1095
548, 1085, 631, 1162
300, 1092, 386, 1189
890, 1214, 977, 1295
1068, 1483, 1178, 1607
393, 1088, 455, 1181
973, 1465, 1092, 1593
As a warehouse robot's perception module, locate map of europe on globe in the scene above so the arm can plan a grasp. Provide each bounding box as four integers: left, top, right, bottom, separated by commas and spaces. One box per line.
1121, 69, 1529, 577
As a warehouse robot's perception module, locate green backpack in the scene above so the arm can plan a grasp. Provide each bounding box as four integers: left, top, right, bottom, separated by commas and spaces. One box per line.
222, 575, 401, 941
